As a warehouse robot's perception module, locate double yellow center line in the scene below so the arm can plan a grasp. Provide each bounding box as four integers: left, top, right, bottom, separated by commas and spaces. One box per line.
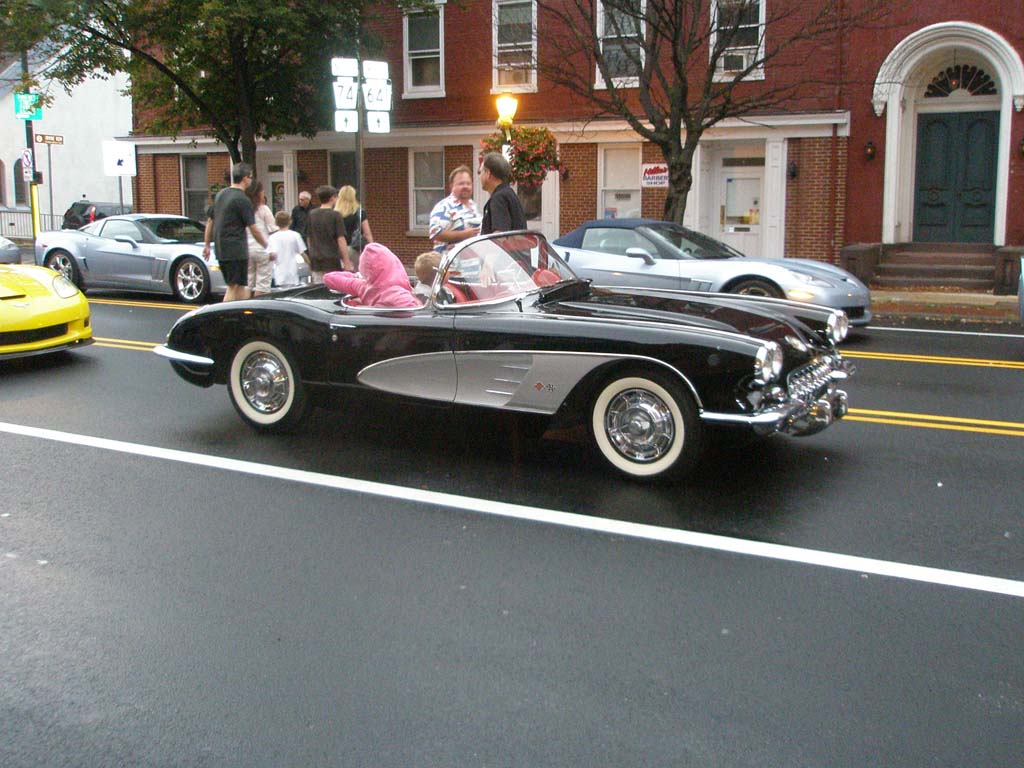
94, 336, 160, 352
843, 350, 1024, 370
846, 409, 1024, 437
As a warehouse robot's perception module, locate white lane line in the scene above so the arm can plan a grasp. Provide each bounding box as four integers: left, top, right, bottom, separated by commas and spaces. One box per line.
2, 420, 1022, 600
870, 326, 1024, 339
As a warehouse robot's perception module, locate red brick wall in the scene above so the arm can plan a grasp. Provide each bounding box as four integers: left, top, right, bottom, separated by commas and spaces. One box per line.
133, 154, 182, 214
296, 150, 328, 194
785, 137, 848, 262
558, 143, 598, 233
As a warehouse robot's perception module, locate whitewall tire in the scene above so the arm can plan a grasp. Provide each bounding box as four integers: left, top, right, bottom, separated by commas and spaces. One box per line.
589, 371, 701, 481
228, 340, 308, 431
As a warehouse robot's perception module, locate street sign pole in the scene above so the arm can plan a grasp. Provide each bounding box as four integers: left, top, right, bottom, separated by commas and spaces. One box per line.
20, 51, 40, 240
47, 142, 53, 222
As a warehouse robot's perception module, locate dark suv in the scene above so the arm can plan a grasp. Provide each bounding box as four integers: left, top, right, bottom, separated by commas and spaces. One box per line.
62, 200, 133, 229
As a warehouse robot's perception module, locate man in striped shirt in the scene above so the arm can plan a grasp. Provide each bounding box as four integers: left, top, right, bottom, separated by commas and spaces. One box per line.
428, 165, 481, 254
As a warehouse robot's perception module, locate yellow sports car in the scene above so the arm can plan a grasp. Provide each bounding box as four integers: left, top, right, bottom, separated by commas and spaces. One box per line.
0, 263, 93, 360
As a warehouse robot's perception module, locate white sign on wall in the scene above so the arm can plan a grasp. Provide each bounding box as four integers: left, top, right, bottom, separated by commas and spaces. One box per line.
102, 141, 137, 176
641, 163, 669, 188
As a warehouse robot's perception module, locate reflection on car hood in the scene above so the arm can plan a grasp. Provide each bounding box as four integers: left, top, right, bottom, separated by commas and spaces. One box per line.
542, 285, 828, 350
753, 256, 862, 284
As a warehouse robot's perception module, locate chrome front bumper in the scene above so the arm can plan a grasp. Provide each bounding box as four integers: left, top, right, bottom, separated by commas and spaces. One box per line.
702, 384, 849, 437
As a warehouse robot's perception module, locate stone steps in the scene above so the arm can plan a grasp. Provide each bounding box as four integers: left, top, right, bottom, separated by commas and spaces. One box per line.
870, 244, 997, 291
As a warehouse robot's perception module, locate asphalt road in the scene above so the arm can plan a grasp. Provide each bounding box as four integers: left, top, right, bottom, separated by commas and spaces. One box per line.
2, 294, 1022, 767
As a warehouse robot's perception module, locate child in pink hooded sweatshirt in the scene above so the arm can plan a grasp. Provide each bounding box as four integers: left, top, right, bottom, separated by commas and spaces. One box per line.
323, 242, 420, 308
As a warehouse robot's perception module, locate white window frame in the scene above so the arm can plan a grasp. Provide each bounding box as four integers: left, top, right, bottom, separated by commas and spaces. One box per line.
596, 0, 646, 90
403, 1, 446, 99
408, 148, 446, 232
711, 0, 766, 82
491, 0, 537, 94
597, 144, 642, 219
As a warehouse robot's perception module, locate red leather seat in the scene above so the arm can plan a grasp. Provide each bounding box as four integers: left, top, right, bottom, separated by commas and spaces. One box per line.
533, 268, 560, 287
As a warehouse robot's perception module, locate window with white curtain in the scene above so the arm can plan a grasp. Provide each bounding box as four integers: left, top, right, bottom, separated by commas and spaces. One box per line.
599, 146, 641, 219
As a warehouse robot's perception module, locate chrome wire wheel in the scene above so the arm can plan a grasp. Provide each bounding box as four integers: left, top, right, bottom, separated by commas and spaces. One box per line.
604, 387, 676, 463
590, 372, 701, 481
228, 340, 308, 431
173, 256, 209, 303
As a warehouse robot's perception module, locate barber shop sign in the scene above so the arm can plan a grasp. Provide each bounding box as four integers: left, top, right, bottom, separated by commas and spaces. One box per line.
641, 163, 669, 188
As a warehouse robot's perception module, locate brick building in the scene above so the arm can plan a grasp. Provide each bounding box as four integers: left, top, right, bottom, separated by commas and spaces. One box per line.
129, 1, 1023, 276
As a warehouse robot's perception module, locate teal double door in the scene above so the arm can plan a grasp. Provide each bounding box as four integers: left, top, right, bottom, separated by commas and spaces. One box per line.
913, 111, 997, 243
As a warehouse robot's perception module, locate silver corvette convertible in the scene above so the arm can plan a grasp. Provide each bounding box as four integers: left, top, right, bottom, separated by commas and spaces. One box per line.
554, 219, 872, 326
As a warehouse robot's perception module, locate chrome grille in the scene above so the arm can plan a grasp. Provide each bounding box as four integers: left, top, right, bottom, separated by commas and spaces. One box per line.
787, 357, 834, 401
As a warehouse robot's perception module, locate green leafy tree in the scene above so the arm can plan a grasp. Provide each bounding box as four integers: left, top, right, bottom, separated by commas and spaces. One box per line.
535, 0, 891, 223
5, 0, 382, 165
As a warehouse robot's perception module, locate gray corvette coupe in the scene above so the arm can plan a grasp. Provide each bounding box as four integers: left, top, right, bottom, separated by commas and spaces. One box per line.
34, 214, 226, 304
554, 219, 872, 326
156, 231, 852, 482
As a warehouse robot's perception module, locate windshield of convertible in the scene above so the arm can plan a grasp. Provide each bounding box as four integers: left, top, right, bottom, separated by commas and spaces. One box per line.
642, 224, 744, 260
439, 233, 576, 304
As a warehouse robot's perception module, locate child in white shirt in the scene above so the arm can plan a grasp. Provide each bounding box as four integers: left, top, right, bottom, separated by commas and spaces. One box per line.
268, 210, 309, 288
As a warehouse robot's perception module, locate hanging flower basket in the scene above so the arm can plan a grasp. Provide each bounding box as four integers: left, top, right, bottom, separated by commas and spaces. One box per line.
480, 126, 563, 189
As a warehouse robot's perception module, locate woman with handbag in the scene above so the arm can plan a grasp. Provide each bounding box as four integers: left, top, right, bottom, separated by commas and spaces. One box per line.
334, 186, 373, 270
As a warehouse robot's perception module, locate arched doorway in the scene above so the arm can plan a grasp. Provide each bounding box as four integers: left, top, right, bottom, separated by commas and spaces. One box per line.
872, 23, 1024, 246
912, 63, 999, 242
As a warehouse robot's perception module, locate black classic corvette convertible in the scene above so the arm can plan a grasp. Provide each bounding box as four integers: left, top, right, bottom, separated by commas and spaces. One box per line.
156, 231, 852, 481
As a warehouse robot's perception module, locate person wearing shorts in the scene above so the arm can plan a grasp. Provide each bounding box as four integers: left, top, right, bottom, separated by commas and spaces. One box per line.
203, 162, 269, 302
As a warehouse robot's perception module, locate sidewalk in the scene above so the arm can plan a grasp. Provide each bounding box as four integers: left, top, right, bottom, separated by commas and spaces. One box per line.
871, 289, 1021, 324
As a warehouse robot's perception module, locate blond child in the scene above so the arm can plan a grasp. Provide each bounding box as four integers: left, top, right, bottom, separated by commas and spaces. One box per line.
268, 210, 309, 288
412, 251, 441, 299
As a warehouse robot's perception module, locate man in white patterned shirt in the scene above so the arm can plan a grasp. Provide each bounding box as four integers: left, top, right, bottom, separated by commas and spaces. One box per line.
428, 166, 481, 254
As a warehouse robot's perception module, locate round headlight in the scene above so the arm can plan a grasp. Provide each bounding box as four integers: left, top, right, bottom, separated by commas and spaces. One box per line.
754, 342, 784, 384
826, 311, 849, 344
52, 274, 80, 299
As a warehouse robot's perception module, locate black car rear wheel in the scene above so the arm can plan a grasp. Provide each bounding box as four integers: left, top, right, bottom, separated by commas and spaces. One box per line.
228, 340, 308, 432
172, 256, 211, 304
43, 249, 81, 287
589, 370, 701, 482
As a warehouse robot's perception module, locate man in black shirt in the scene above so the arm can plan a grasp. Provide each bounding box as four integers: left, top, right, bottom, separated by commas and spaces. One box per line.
479, 152, 527, 235
202, 162, 268, 301
290, 190, 312, 239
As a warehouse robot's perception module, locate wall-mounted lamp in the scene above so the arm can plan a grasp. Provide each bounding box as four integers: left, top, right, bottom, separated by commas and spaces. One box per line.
786, 161, 798, 180
1020, 136, 1024, 159
561, 167, 570, 181
864, 140, 877, 161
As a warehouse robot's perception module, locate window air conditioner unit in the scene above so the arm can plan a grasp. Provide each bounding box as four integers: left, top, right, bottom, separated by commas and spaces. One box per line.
722, 49, 755, 72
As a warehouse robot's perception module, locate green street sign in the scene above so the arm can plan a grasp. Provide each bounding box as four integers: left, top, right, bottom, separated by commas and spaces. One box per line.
14, 92, 42, 121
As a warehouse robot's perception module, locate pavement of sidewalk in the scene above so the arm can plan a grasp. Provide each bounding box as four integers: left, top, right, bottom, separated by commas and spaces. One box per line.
870, 289, 1021, 324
